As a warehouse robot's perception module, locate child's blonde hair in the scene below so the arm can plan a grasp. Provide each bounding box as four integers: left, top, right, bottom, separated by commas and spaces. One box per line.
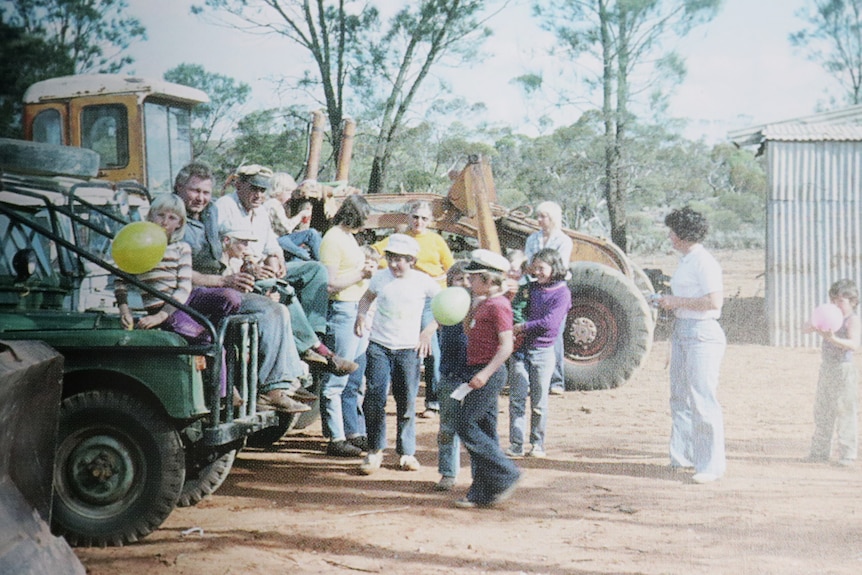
147, 193, 187, 243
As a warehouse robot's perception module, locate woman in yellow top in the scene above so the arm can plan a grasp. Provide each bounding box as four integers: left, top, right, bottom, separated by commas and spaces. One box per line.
374, 201, 454, 416
319, 194, 377, 457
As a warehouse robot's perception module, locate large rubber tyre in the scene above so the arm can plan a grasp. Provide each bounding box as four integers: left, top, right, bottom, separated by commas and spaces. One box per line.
0, 138, 100, 178
52, 390, 185, 547
177, 449, 237, 508
564, 263, 654, 391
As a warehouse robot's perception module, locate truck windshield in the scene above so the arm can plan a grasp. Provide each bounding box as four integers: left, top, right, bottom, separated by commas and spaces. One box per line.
144, 101, 193, 195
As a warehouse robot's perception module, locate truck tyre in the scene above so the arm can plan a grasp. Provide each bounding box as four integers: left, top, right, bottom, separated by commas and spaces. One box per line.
52, 390, 185, 547
0, 138, 100, 178
245, 412, 296, 449
564, 263, 654, 391
177, 449, 237, 507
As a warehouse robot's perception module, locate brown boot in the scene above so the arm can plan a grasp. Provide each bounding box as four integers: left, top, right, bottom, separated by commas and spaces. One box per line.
258, 389, 311, 413
325, 354, 359, 376
301, 348, 329, 368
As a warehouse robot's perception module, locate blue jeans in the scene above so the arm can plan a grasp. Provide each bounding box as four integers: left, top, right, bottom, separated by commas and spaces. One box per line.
238, 293, 304, 392
278, 228, 322, 261
549, 323, 565, 392
437, 374, 462, 478
284, 260, 328, 335
343, 334, 369, 440
422, 300, 441, 410
669, 318, 726, 476
455, 364, 520, 506
508, 345, 555, 451
321, 300, 362, 442
364, 341, 420, 455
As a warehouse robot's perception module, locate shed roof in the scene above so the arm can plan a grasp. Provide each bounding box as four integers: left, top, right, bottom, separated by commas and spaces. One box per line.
729, 103, 862, 146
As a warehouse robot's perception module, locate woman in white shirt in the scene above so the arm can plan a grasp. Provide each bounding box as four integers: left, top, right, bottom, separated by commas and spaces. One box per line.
657, 207, 726, 484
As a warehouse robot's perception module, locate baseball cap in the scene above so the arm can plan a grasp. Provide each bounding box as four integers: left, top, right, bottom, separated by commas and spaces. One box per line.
235, 164, 274, 189
463, 249, 510, 274
384, 233, 420, 257
221, 225, 257, 241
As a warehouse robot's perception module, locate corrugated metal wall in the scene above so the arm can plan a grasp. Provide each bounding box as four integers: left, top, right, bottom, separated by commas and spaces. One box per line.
767, 140, 862, 346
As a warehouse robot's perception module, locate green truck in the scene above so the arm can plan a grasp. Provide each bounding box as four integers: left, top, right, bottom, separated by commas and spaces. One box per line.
0, 139, 304, 547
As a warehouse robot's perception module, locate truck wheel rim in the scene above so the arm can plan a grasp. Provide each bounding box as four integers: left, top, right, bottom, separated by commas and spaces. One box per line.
60, 433, 138, 507
566, 300, 618, 362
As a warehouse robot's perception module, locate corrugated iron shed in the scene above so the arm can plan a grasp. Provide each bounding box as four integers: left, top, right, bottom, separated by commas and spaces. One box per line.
732, 109, 862, 347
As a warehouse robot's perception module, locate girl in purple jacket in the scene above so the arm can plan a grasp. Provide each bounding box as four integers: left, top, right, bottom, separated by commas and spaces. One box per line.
506, 248, 572, 458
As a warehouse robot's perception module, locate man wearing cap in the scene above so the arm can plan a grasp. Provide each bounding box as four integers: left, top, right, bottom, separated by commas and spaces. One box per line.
173, 162, 311, 414
355, 234, 441, 475
216, 164, 330, 341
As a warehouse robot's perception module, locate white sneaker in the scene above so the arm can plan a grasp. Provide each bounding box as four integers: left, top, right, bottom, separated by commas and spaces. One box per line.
505, 446, 525, 458
528, 445, 546, 458
359, 450, 383, 475
399, 454, 421, 471
691, 472, 719, 484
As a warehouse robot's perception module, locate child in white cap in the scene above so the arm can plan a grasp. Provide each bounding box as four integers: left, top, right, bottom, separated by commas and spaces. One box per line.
355, 233, 441, 474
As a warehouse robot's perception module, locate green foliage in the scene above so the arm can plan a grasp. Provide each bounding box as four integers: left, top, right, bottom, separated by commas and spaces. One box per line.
164, 63, 252, 161
791, 0, 862, 104
533, 0, 723, 251
1, 0, 146, 73
222, 108, 310, 181
0, 19, 74, 137
479, 113, 766, 253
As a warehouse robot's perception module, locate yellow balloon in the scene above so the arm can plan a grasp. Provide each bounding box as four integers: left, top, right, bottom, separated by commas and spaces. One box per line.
111, 221, 167, 274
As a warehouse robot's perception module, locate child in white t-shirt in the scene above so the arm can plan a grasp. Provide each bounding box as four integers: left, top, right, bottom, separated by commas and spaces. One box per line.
355, 234, 441, 474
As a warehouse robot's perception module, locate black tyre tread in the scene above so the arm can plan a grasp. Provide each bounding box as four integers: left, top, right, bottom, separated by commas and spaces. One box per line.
52, 390, 185, 547
177, 449, 236, 507
245, 413, 295, 449
0, 138, 100, 178
565, 263, 654, 391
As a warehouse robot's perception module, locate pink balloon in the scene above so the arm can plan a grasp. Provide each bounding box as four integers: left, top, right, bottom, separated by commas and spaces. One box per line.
811, 303, 844, 332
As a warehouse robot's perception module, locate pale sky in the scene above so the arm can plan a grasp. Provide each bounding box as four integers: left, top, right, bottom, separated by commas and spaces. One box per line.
126, 0, 841, 144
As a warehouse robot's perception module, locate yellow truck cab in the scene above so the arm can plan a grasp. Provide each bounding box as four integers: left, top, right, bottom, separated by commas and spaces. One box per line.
22, 74, 208, 194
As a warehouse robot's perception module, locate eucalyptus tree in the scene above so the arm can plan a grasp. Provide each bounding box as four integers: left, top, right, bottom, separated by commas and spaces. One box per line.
533, 0, 722, 252
353, 0, 495, 193
193, 0, 498, 193
1, 0, 146, 73
791, 0, 862, 104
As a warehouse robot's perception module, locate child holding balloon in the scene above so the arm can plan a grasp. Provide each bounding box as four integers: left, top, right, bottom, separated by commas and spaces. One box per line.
803, 279, 861, 466
506, 248, 572, 458
433, 260, 471, 491
454, 249, 520, 508
115, 194, 241, 344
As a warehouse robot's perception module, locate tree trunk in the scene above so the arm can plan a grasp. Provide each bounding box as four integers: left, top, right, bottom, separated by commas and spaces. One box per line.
599, 0, 626, 251
368, 153, 389, 195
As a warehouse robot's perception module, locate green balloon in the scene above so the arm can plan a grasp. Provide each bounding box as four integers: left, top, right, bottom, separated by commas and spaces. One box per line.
111, 221, 167, 274
431, 286, 471, 326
